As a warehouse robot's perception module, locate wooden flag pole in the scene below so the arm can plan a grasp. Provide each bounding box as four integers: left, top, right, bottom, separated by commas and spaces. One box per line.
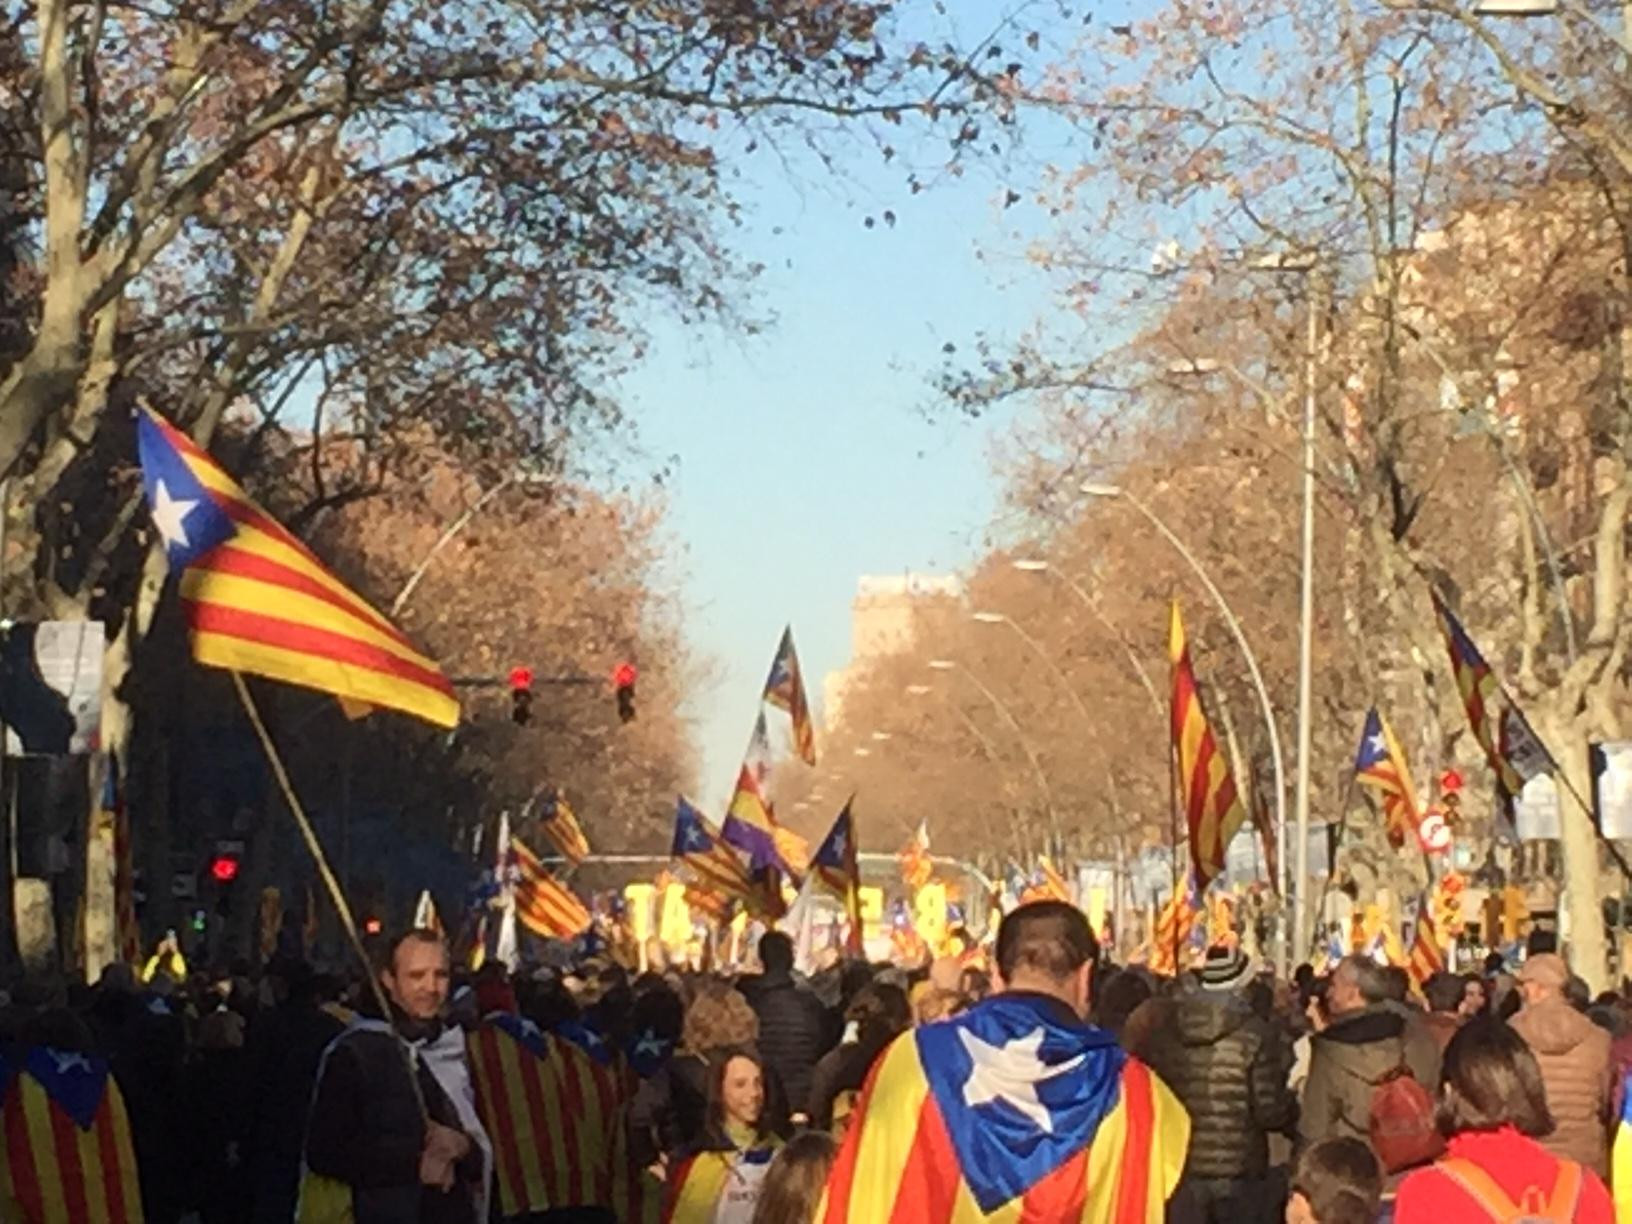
231, 671, 428, 1119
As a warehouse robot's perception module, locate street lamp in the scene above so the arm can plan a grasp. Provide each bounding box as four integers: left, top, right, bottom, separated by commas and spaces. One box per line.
924, 659, 1062, 850
1009, 558, 1163, 721
1081, 480, 1293, 962
1472, 0, 1557, 12
871, 731, 893, 742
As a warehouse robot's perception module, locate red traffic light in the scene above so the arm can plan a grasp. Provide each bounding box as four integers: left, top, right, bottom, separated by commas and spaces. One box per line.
363, 916, 383, 935
509, 666, 534, 691
1441, 768, 1464, 794
209, 855, 241, 884
612, 662, 638, 688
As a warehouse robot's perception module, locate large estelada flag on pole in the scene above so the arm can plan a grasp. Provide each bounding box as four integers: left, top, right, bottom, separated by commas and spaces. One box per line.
0, 1047, 143, 1223
1170, 602, 1248, 888
510, 839, 591, 940
1354, 708, 1423, 847
137, 407, 458, 728
1430, 591, 1555, 797
810, 801, 863, 955
672, 797, 753, 908
764, 625, 817, 766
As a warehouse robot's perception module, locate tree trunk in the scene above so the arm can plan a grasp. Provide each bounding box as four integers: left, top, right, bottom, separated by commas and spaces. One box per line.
1538, 706, 1610, 991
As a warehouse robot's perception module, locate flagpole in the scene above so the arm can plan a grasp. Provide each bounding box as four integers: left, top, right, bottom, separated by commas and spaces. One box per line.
230, 671, 428, 1119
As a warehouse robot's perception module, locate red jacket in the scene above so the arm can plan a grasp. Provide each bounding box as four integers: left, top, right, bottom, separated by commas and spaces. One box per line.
1394, 1126, 1613, 1223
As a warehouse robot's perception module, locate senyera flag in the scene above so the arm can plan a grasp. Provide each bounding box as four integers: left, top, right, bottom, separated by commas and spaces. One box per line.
137, 407, 458, 728
819, 993, 1188, 1222
1169, 602, 1247, 888
0, 1046, 143, 1223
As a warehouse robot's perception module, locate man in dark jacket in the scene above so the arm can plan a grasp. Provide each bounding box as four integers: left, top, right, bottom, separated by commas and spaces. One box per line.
1132, 945, 1294, 1222
737, 930, 835, 1117
1301, 955, 1441, 1149
302, 929, 490, 1224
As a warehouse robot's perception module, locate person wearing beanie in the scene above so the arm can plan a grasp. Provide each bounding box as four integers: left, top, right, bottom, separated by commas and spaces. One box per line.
1126, 943, 1295, 1221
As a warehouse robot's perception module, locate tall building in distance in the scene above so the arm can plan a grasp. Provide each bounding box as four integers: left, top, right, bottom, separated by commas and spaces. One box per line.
823, 573, 961, 731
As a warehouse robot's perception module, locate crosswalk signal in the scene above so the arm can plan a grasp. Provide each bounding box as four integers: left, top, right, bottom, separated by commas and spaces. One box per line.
509, 666, 534, 725
613, 662, 637, 723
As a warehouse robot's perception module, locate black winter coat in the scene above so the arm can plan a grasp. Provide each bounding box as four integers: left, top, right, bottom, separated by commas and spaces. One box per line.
303, 1022, 483, 1224
1133, 989, 1296, 1181
738, 970, 835, 1116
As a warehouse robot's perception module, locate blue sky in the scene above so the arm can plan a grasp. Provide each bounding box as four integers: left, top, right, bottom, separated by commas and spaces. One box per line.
622, 118, 1055, 812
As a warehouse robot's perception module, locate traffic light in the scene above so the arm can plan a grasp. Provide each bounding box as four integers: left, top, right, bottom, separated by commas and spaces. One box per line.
209, 853, 241, 884
363, 915, 383, 936
1440, 768, 1464, 830
613, 662, 637, 723
509, 666, 534, 725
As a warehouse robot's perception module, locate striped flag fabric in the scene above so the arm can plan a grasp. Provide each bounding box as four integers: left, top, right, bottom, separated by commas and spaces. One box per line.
136, 407, 458, 727
1170, 603, 1248, 888
818, 994, 1189, 1222
1430, 592, 1554, 797
511, 839, 591, 940
672, 797, 753, 908
0, 1047, 143, 1223
1613, 1072, 1632, 1220
668, 1145, 780, 1220
1407, 902, 1445, 991
537, 791, 591, 865
811, 801, 864, 955
721, 765, 786, 873
764, 625, 817, 765
1353, 707, 1423, 848
1148, 878, 1200, 977
467, 1013, 618, 1215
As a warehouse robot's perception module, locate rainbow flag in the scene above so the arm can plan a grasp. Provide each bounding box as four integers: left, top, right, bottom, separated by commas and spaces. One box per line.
819, 994, 1189, 1221
764, 625, 817, 765
137, 407, 457, 727
0, 1047, 143, 1223
1170, 603, 1247, 888
511, 839, 591, 940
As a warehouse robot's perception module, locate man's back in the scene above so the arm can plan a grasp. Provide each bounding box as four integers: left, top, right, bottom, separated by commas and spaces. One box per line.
1301, 1004, 1438, 1147
741, 969, 832, 1114
1510, 996, 1613, 1175
1135, 988, 1292, 1181
819, 991, 1190, 1222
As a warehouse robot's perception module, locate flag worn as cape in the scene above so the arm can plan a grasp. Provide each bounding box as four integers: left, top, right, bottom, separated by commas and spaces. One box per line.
819, 993, 1188, 1222
0, 1047, 143, 1224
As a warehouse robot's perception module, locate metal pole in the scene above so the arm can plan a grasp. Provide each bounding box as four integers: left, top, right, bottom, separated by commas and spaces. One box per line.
1120, 491, 1291, 966
390, 474, 530, 618
1047, 569, 1164, 722
1293, 278, 1319, 968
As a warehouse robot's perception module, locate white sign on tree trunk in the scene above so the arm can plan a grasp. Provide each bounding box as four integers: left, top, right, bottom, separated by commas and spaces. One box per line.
0, 621, 104, 756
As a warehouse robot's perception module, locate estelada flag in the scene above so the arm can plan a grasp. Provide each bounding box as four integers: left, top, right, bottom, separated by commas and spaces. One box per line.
511, 839, 592, 940
537, 790, 591, 865
764, 625, 817, 765
467, 1013, 619, 1215
1353, 708, 1423, 847
811, 801, 864, 955
898, 820, 932, 892
137, 407, 457, 727
0, 1047, 143, 1223
1170, 603, 1248, 888
667, 1144, 780, 1220
672, 797, 753, 905
819, 994, 1188, 1222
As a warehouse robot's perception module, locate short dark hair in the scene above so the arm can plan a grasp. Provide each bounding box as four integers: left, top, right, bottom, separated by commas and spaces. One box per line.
996, 901, 1098, 983
758, 931, 794, 974
1437, 1017, 1553, 1138
382, 927, 446, 974
1292, 1138, 1382, 1224
1424, 972, 1466, 1014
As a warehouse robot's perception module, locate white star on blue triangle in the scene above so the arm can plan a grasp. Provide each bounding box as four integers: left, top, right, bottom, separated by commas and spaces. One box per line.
136, 411, 236, 567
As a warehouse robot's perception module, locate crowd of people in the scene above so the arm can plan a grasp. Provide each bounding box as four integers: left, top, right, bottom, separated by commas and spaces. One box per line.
1, 903, 1630, 1222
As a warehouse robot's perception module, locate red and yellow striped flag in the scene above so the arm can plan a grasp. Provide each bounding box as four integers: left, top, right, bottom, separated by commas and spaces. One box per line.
0, 1048, 143, 1223
511, 839, 592, 940
1170, 603, 1248, 889
1407, 904, 1445, 991
137, 407, 458, 727
537, 791, 591, 865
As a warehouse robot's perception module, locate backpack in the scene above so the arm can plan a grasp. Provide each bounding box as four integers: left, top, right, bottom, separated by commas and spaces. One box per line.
1367, 1061, 1445, 1173
1436, 1156, 1583, 1223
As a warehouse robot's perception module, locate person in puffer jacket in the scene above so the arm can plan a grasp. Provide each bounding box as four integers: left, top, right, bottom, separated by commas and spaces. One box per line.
1508, 952, 1613, 1177
1300, 956, 1442, 1150
1129, 945, 1295, 1222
